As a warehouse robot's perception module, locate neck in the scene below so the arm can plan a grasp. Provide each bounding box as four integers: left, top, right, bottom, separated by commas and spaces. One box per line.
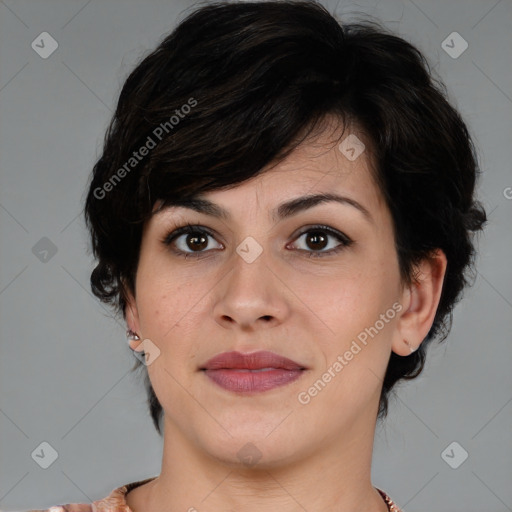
137, 402, 389, 512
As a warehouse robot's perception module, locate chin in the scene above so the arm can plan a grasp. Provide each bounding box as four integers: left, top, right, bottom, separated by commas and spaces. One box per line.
198, 426, 306, 471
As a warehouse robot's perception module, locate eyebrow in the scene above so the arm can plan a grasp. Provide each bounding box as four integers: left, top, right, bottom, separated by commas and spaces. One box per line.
164, 192, 373, 224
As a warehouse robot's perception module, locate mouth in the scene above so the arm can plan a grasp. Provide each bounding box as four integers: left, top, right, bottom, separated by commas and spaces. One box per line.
200, 350, 307, 393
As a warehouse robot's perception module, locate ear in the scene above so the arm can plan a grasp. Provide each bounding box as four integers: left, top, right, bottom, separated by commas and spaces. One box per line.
392, 249, 447, 356
125, 287, 144, 353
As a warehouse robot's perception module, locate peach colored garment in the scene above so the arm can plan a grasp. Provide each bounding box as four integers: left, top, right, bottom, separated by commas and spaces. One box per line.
28, 476, 402, 511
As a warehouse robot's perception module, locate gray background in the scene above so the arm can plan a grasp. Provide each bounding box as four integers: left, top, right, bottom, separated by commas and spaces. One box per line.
0, 0, 511, 511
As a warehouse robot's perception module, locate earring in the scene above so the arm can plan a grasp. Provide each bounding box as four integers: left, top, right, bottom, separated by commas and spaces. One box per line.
404, 339, 417, 353
126, 329, 140, 342
126, 329, 143, 351
126, 329, 147, 364
126, 328, 145, 360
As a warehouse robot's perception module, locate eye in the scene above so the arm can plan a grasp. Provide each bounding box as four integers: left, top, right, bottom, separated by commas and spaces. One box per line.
288, 225, 353, 258
162, 223, 353, 259
162, 223, 222, 258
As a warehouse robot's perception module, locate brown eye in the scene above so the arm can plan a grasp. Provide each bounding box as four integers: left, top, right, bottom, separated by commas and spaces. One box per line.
290, 226, 352, 258
163, 223, 352, 259
304, 231, 329, 251
184, 232, 209, 251
162, 224, 222, 258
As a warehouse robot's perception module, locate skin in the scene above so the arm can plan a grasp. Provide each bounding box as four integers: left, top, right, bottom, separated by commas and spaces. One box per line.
124, 118, 447, 512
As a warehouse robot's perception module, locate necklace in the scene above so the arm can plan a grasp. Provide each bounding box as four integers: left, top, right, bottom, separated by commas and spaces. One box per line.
378, 489, 402, 512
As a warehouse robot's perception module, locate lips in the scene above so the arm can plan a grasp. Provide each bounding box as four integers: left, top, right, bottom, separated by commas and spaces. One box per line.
200, 350, 306, 371
200, 351, 307, 393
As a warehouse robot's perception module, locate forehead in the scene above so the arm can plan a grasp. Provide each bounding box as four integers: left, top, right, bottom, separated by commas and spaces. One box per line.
153, 120, 386, 223
253, 126, 376, 195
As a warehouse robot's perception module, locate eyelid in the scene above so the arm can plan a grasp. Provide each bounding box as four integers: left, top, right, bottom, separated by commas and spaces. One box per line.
161, 222, 222, 246
292, 224, 352, 245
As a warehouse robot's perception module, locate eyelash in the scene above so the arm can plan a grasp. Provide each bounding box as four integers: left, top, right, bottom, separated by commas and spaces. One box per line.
161, 222, 353, 260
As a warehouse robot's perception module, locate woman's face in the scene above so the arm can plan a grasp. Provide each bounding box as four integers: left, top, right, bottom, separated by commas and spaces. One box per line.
126, 123, 413, 468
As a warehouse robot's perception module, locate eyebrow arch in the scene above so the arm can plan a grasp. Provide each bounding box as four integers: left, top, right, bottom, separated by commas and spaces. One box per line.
165, 192, 373, 224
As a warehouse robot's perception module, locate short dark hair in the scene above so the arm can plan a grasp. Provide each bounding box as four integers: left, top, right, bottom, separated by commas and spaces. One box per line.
84, 0, 486, 436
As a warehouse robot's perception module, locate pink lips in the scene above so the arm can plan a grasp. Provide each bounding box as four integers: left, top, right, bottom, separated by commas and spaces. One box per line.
200, 351, 306, 393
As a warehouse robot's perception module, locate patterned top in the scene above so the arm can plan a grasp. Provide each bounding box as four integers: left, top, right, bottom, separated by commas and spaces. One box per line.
28, 476, 402, 511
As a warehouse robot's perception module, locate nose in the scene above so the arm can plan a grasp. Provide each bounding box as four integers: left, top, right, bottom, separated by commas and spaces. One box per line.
212, 246, 290, 331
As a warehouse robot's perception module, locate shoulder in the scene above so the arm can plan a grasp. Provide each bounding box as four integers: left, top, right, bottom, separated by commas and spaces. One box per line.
26, 507, 92, 512
23, 484, 121, 512
24, 476, 157, 512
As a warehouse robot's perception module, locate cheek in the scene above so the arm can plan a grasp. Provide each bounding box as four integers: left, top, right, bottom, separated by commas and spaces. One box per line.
302, 275, 399, 418
138, 285, 187, 338
316, 264, 394, 324
135, 261, 212, 364
136, 250, 185, 319
307, 255, 400, 369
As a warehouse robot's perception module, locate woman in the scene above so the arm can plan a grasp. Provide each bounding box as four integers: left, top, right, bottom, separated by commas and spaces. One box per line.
30, 0, 486, 510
